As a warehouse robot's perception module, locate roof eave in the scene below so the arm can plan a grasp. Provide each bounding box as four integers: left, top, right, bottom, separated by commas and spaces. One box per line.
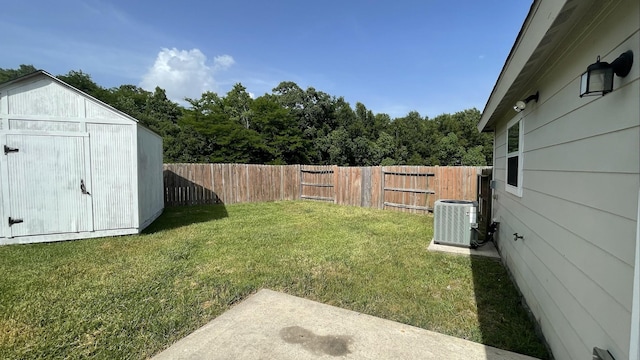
0, 69, 50, 89
478, 0, 568, 132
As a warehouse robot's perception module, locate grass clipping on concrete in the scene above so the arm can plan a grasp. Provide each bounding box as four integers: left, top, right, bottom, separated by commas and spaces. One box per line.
0, 201, 548, 359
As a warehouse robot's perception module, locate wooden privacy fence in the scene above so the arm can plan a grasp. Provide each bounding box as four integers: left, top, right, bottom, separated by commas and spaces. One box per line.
163, 163, 489, 213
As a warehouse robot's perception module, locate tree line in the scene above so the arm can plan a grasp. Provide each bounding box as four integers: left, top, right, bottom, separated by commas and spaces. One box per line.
1, 65, 492, 166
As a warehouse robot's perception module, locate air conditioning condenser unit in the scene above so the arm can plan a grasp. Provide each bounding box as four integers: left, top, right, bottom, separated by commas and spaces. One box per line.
433, 200, 478, 248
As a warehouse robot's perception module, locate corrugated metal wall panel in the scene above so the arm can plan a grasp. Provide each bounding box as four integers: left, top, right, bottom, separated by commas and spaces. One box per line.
136, 125, 163, 229
85, 100, 122, 120
6, 134, 92, 237
87, 123, 135, 230
7, 79, 79, 117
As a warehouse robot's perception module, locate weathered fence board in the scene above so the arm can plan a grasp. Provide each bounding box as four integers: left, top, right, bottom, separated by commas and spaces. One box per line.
300, 165, 334, 201
380, 166, 434, 213
164, 163, 489, 212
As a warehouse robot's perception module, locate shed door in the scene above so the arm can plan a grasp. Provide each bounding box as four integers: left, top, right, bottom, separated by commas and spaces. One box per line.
5, 133, 93, 237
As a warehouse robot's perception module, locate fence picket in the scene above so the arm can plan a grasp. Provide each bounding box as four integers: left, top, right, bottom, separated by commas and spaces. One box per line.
163, 164, 489, 212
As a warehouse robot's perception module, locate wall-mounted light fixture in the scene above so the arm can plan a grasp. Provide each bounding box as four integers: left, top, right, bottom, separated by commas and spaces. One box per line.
513, 91, 539, 112
580, 50, 633, 97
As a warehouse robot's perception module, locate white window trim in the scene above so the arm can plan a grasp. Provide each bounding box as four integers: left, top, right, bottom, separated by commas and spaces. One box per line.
505, 117, 523, 197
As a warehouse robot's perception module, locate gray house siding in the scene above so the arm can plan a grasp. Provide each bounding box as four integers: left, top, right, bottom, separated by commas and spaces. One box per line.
488, 0, 639, 359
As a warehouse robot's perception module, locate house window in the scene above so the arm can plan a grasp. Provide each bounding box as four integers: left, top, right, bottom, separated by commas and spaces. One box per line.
506, 118, 523, 196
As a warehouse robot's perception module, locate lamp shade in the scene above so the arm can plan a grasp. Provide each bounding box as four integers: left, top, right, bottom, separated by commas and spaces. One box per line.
580, 58, 614, 97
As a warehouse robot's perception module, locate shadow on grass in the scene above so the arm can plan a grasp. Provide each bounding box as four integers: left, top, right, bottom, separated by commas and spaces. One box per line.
143, 204, 228, 233
470, 254, 549, 359
143, 171, 230, 233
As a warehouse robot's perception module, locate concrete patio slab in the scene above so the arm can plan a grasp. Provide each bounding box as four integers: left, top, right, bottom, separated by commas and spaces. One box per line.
152, 289, 537, 360
428, 239, 500, 259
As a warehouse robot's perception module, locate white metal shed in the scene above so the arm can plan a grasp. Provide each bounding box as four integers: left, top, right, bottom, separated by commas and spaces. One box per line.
0, 70, 164, 245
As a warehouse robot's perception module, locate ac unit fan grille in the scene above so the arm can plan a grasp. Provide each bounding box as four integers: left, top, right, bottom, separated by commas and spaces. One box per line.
433, 200, 477, 247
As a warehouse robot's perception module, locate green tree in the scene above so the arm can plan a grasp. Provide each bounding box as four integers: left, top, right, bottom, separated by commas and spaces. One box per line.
185, 91, 224, 118
372, 113, 391, 141
272, 81, 305, 110
251, 95, 309, 164
163, 124, 210, 163
355, 102, 377, 140
303, 87, 336, 136
461, 145, 488, 166
375, 131, 397, 165
335, 98, 362, 139
2, 65, 495, 167
58, 70, 104, 99
0, 64, 37, 83
224, 83, 253, 129
432, 108, 491, 165
437, 132, 466, 165
325, 128, 352, 166
389, 111, 430, 164
351, 136, 375, 166
272, 81, 338, 163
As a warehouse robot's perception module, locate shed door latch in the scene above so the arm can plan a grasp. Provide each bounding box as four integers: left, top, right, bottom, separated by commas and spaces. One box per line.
4, 145, 18, 155
8, 217, 23, 226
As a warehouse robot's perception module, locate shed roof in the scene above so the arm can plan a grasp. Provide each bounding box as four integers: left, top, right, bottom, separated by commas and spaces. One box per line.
0, 70, 142, 127
478, 0, 603, 132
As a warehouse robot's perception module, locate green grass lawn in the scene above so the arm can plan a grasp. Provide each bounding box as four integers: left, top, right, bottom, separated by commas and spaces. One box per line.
0, 201, 548, 359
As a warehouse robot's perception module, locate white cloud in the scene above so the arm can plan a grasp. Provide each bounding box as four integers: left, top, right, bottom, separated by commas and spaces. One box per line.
140, 48, 234, 102
213, 55, 235, 70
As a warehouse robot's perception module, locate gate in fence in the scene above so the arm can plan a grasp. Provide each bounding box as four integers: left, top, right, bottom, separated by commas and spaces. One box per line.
163, 164, 488, 213
300, 166, 335, 202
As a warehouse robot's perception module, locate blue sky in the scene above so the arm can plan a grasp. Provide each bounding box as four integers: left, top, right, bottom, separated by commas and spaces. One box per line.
1, 1, 530, 118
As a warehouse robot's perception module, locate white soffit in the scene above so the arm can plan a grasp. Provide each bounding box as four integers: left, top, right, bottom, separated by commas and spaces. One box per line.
477, 0, 596, 132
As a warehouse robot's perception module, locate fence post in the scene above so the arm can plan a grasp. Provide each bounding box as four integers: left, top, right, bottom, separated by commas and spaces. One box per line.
162, 164, 492, 209
332, 165, 342, 204
361, 166, 371, 207
299, 165, 303, 200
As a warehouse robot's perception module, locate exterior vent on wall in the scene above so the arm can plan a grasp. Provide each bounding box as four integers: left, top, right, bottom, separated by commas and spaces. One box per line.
433, 200, 478, 248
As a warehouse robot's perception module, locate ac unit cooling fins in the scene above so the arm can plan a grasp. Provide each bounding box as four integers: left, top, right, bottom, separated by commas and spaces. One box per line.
433, 200, 478, 248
